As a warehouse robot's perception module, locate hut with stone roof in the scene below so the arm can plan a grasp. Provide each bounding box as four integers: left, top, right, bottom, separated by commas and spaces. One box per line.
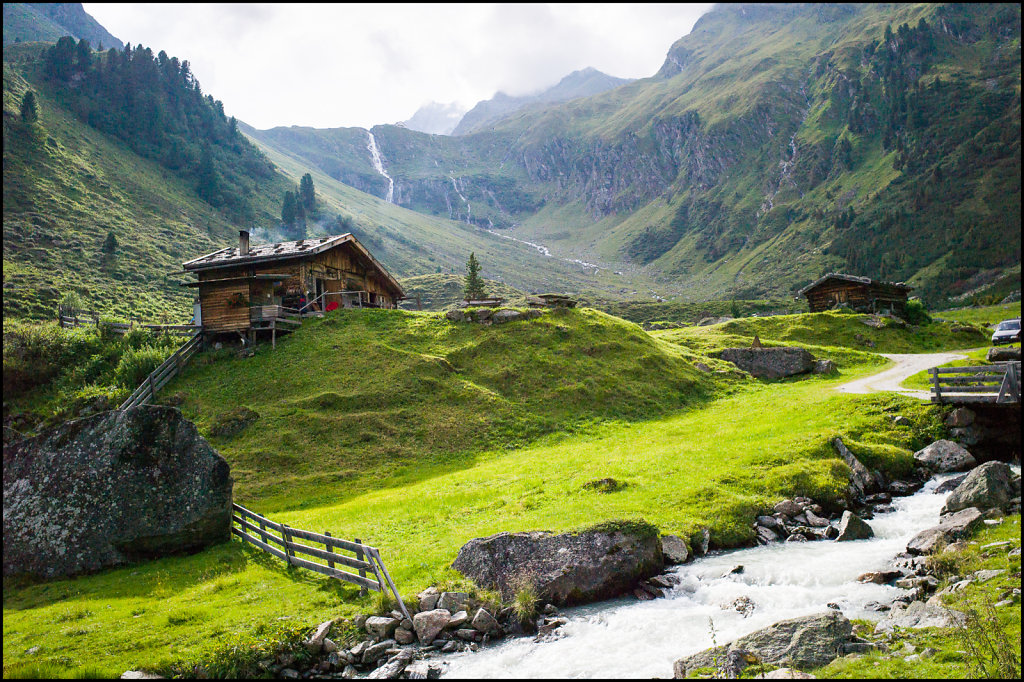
182, 231, 404, 340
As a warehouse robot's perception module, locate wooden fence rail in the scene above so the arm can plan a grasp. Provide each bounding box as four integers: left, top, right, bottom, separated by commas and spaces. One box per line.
118, 332, 203, 410
930, 362, 1021, 404
58, 305, 198, 336
231, 503, 409, 619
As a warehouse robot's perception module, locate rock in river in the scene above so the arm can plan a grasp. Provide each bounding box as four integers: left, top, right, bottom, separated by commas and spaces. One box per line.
451, 521, 663, 606
913, 440, 976, 473
3, 406, 232, 578
673, 611, 854, 677
835, 511, 873, 542
941, 461, 1020, 515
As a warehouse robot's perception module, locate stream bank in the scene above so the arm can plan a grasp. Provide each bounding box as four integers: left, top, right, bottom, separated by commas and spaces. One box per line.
439, 472, 971, 678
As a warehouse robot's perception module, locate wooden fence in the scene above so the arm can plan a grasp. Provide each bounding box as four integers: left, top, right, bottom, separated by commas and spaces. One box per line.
58, 306, 199, 337
118, 332, 203, 410
930, 362, 1021, 404
231, 503, 410, 619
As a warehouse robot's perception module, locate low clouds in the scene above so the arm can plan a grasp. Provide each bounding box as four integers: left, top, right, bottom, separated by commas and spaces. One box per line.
84, 3, 711, 130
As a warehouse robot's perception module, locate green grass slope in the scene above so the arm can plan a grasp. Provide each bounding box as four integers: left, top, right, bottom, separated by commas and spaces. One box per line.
170, 308, 718, 509
398, 273, 529, 310
655, 310, 990, 356
2, 44, 292, 321
2, 329, 947, 677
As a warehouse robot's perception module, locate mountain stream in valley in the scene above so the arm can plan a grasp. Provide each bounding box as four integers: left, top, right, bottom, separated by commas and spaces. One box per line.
441, 472, 968, 678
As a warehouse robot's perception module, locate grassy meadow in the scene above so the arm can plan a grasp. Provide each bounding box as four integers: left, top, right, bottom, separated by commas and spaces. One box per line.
3, 308, 975, 678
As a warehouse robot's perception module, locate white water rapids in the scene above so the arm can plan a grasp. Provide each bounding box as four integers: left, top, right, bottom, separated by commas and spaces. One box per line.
442, 473, 963, 678
366, 132, 394, 203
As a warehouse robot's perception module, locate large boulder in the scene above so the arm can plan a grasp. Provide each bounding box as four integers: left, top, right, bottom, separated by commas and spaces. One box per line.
451, 521, 663, 606
835, 511, 874, 542
672, 612, 854, 677
906, 507, 983, 555
874, 600, 965, 634
719, 347, 815, 379
941, 461, 1020, 515
3, 406, 232, 578
913, 440, 977, 473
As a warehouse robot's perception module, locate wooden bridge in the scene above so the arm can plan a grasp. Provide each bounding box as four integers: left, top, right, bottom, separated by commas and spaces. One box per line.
930, 361, 1021, 404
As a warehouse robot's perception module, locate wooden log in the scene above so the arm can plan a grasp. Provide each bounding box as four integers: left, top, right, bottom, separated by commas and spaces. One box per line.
285, 555, 383, 591
281, 524, 293, 566
931, 394, 1004, 404
285, 540, 374, 572
933, 366, 1008, 374
325, 531, 335, 569
932, 385, 1002, 393
231, 527, 289, 562
370, 548, 410, 620
232, 515, 286, 546
284, 526, 374, 554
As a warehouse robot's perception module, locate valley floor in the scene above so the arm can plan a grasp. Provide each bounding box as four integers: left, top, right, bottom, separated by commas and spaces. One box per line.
2, 307, 1014, 678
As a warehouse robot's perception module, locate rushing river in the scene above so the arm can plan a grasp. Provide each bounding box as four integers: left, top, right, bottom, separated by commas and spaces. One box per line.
441, 472, 966, 678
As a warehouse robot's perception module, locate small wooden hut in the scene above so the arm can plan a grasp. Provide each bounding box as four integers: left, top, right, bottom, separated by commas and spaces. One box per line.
798, 273, 912, 317
182, 231, 404, 340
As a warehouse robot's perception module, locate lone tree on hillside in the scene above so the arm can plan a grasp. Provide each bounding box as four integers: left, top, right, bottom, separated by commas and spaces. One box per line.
464, 252, 486, 301
299, 173, 317, 216
102, 230, 118, 255
281, 190, 297, 227
20, 91, 38, 124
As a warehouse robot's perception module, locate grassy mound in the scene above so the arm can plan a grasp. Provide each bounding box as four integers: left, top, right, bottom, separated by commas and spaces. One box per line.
398, 273, 530, 310
655, 311, 989, 356
170, 307, 718, 508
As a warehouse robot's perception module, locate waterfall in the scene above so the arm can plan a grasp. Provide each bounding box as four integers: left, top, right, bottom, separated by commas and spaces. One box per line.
366, 132, 394, 203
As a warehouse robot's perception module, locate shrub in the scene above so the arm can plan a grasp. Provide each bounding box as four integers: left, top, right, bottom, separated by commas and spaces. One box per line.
905, 299, 932, 325
951, 593, 1021, 679
113, 347, 167, 389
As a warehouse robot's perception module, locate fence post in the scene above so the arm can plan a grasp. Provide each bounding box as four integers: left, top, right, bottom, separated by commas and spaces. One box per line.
930, 368, 941, 403
281, 524, 292, 565
325, 531, 335, 570
355, 538, 368, 597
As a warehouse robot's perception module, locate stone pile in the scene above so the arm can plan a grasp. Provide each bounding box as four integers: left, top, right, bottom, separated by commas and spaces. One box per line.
445, 307, 544, 325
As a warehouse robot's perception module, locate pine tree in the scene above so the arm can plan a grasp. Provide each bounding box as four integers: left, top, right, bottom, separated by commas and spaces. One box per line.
102, 230, 118, 254
299, 173, 316, 215
20, 91, 39, 124
196, 144, 219, 203
281, 191, 297, 227
464, 252, 486, 301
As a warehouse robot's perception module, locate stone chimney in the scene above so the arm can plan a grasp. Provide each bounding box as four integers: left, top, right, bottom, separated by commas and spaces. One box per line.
239, 230, 249, 256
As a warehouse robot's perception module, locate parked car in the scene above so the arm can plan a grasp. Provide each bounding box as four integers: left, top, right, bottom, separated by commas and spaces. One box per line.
991, 318, 1021, 345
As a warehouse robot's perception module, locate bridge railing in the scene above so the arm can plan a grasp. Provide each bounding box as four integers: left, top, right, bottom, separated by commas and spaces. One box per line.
930, 361, 1021, 404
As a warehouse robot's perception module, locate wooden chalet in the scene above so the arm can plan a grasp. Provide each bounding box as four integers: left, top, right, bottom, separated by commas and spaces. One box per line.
798, 273, 912, 317
182, 231, 404, 341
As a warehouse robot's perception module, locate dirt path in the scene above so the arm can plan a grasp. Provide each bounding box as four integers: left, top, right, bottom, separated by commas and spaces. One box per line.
835, 351, 971, 400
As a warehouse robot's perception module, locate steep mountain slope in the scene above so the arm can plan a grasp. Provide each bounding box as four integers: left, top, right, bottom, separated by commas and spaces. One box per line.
451, 67, 634, 135
259, 3, 1020, 306
3, 45, 272, 321
4, 40, 650, 322
3, 3, 123, 49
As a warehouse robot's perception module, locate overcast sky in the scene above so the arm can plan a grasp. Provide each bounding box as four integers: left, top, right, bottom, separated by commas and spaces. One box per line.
83, 3, 712, 131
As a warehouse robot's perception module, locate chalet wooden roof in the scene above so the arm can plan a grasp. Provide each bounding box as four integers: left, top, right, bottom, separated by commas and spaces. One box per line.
797, 273, 912, 297
182, 233, 404, 298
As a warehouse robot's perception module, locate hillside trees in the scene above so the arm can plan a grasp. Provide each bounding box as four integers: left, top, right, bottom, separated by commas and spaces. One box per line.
464, 252, 486, 300
19, 91, 38, 123
40, 38, 276, 222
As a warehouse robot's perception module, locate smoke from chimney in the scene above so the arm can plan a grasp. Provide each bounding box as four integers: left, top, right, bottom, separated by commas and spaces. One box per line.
239, 230, 249, 256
